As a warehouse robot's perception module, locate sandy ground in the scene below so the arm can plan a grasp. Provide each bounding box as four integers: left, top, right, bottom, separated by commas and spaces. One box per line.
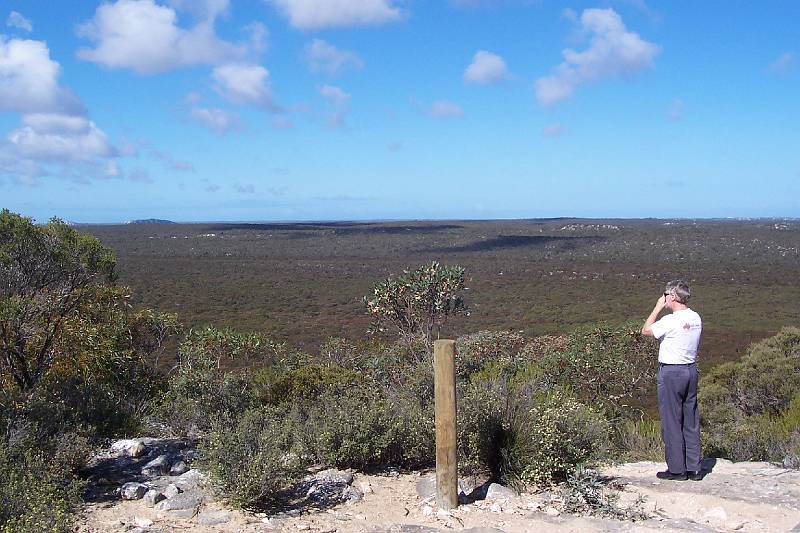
77, 458, 800, 533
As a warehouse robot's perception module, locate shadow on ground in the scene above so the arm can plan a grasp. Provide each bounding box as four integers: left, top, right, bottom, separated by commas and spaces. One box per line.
422, 235, 605, 253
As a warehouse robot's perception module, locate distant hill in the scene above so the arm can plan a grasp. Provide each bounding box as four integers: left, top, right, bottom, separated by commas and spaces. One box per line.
124, 219, 176, 225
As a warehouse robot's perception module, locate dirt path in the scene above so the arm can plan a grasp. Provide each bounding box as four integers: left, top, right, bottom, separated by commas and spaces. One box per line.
78, 456, 800, 533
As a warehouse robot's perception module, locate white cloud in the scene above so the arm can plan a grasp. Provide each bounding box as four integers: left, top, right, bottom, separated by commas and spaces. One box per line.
542, 122, 564, 137
533, 8, 660, 106
463, 50, 509, 85
105, 160, 121, 177
429, 100, 464, 118
0, 38, 83, 115
561, 8, 578, 22
767, 52, 793, 75
76, 0, 244, 75
267, 0, 403, 29
7, 113, 114, 162
6, 11, 32, 32
0, 37, 127, 185
319, 84, 350, 107
318, 84, 350, 128
305, 39, 364, 75
244, 21, 269, 55
0, 149, 45, 185
190, 106, 241, 134
212, 63, 274, 108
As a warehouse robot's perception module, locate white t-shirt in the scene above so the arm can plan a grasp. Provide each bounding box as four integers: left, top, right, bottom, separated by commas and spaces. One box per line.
650, 308, 702, 364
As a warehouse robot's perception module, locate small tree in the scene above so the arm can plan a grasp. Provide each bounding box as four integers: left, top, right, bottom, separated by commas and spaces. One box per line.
364, 262, 468, 357
0, 209, 116, 391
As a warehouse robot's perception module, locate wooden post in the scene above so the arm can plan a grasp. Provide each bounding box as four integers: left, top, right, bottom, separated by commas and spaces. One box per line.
434, 339, 458, 510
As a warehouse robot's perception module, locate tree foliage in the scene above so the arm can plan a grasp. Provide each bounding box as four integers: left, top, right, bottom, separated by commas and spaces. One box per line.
0, 210, 118, 391
364, 262, 468, 355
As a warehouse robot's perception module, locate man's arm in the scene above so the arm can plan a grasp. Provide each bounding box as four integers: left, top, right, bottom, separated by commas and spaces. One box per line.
641, 295, 667, 337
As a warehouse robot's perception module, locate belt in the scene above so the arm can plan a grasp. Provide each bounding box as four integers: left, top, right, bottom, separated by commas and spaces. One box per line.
659, 362, 696, 366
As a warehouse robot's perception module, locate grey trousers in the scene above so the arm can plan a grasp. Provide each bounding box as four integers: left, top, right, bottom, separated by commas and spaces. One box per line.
657, 363, 702, 473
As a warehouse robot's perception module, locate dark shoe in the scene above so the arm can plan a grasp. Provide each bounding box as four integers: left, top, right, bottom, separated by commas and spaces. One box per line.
687, 470, 704, 481
656, 470, 688, 481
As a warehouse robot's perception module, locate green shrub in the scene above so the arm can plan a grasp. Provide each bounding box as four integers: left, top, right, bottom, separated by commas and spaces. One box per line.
777, 395, 800, 434
531, 322, 657, 412
610, 418, 664, 462
202, 406, 307, 508
305, 387, 433, 470
701, 327, 800, 418
0, 446, 85, 533
318, 337, 387, 371
699, 328, 800, 463
252, 364, 364, 407
364, 262, 468, 356
157, 327, 286, 435
457, 369, 509, 476
159, 370, 254, 436
456, 330, 525, 377
502, 390, 610, 487
0, 414, 91, 533
703, 413, 784, 462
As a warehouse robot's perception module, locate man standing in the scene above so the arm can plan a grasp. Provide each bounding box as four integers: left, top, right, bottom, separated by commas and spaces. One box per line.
641, 279, 703, 481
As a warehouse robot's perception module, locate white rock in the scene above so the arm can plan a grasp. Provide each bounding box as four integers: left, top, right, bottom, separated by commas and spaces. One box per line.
133, 516, 153, 528
358, 481, 373, 494
703, 506, 728, 524
436, 509, 452, 519
313, 469, 354, 485
162, 483, 182, 499
545, 506, 560, 517
175, 469, 207, 490
142, 454, 171, 476
342, 485, 363, 504
489, 503, 502, 513
111, 439, 147, 458
169, 461, 190, 476
485, 483, 517, 501
143, 489, 165, 507
120, 482, 149, 500
197, 510, 232, 526
422, 506, 433, 516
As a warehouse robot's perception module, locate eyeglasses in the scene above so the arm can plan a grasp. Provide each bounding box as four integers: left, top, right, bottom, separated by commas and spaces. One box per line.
663, 292, 671, 298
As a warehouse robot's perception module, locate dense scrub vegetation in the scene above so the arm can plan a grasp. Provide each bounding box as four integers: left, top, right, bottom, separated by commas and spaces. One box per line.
699, 327, 800, 465
1, 210, 175, 532
83, 218, 800, 369
1, 209, 798, 528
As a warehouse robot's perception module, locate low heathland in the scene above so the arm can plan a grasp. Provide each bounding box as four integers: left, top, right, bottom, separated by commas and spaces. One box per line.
1, 209, 798, 531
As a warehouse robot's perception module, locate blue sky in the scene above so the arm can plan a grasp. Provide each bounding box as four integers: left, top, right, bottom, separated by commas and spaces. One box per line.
1, 0, 798, 223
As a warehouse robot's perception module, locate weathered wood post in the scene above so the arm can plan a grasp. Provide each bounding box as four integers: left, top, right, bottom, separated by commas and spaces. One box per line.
434, 339, 458, 510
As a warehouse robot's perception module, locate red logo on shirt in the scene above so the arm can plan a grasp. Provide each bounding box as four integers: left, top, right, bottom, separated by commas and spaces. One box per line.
683, 323, 691, 330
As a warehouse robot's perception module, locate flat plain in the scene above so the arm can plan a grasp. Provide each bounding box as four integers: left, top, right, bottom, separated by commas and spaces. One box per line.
83, 218, 800, 370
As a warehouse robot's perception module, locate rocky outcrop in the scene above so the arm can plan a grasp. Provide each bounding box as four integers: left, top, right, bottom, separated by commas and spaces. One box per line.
78, 440, 800, 533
